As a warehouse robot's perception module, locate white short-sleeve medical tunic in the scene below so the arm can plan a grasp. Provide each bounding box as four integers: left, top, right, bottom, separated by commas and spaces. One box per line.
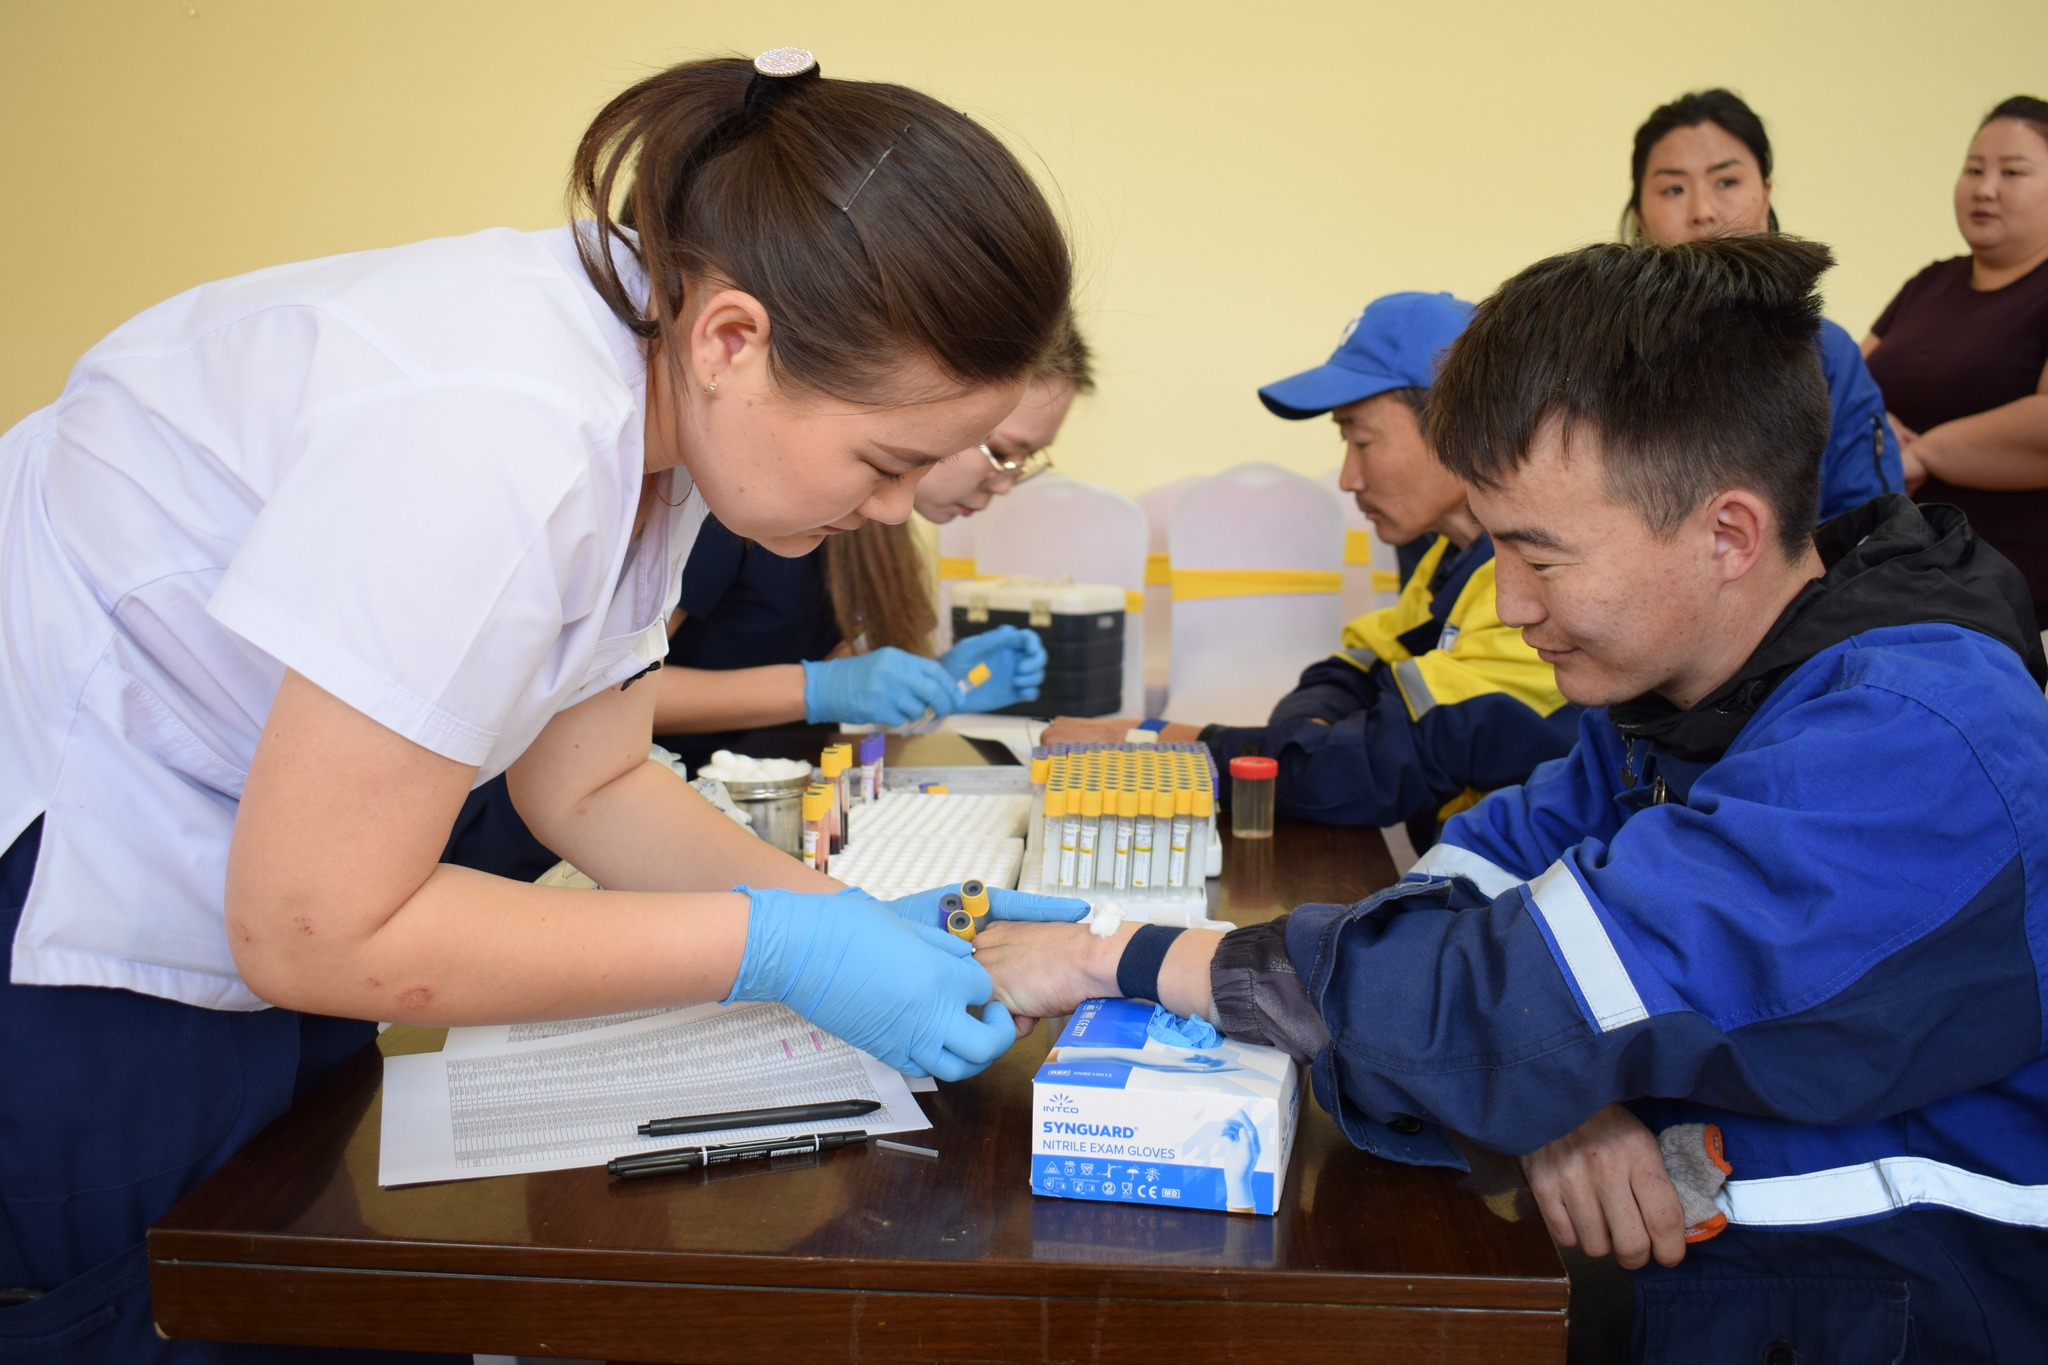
0, 225, 706, 1010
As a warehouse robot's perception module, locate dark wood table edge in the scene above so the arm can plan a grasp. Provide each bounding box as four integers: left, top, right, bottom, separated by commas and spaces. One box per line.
150, 1259, 1568, 1363
148, 1231, 1566, 1312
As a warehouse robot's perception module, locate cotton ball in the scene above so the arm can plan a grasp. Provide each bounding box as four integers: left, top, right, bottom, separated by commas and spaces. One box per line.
1087, 898, 1125, 938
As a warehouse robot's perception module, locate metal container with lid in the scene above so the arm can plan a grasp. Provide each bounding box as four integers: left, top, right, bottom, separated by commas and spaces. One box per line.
717, 771, 812, 857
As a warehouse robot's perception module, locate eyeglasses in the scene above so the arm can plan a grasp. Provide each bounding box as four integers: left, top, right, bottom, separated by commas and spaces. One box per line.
978, 441, 1053, 486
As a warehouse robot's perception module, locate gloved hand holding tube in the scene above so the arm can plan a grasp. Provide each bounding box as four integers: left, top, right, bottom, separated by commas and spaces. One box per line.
726, 886, 1017, 1080
801, 648, 962, 727
940, 626, 1048, 713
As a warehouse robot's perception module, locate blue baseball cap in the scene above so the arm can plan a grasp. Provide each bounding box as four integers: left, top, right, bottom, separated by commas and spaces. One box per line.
1257, 292, 1474, 420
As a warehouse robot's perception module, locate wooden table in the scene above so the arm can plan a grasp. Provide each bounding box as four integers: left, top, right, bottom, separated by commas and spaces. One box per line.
150, 760, 1567, 1362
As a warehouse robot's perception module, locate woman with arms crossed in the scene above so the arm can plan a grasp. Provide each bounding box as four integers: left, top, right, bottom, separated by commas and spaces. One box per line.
0, 52, 1078, 1361
1865, 95, 2048, 627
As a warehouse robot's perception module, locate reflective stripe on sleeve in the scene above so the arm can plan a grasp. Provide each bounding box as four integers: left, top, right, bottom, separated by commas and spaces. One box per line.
1392, 657, 1435, 718
1720, 1157, 2048, 1230
1526, 861, 1648, 1031
1409, 843, 1524, 899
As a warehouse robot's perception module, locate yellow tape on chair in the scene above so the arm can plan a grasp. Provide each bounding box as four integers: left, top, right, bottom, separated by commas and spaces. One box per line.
1344, 530, 1376, 566
1145, 552, 1172, 586
1124, 590, 1145, 615
1171, 569, 1343, 601
937, 556, 979, 581
1371, 569, 1401, 592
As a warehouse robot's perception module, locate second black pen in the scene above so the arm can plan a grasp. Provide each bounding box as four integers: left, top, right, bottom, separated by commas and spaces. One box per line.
637, 1098, 881, 1138
607, 1131, 869, 1180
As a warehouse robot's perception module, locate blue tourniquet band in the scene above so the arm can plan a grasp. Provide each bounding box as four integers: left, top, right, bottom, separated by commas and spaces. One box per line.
1116, 923, 1187, 1003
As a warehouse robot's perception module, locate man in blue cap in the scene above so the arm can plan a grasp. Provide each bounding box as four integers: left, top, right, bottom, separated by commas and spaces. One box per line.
1053, 293, 1581, 850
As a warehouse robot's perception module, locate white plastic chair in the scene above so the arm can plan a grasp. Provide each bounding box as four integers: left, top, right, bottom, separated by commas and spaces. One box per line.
1323, 466, 1402, 618
1164, 463, 1346, 726
969, 474, 1150, 715
1137, 476, 1202, 715
930, 514, 979, 653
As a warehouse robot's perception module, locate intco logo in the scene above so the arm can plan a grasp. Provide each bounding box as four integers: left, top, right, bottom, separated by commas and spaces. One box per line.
1046, 1092, 1081, 1114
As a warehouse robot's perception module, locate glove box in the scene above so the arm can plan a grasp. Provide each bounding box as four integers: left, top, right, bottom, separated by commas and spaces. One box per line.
951, 578, 1124, 717
1031, 998, 1299, 1216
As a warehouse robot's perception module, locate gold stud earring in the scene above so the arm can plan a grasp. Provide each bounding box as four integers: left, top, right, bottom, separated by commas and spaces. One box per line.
703, 376, 719, 397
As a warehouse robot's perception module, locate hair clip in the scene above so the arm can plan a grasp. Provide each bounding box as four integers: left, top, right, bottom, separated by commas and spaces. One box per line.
753, 47, 818, 78
840, 122, 912, 214
742, 47, 821, 130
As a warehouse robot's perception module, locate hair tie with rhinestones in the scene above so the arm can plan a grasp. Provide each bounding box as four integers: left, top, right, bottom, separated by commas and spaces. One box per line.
742, 47, 820, 129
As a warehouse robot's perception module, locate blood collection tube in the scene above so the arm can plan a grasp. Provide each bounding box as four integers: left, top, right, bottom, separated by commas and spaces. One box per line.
868, 736, 892, 802
1110, 784, 1137, 890
960, 878, 989, 924
818, 749, 846, 854
827, 744, 855, 846
858, 733, 886, 804
942, 892, 974, 942
801, 786, 831, 872
1190, 785, 1215, 883
1149, 772, 1174, 890
1167, 786, 1194, 888
1130, 785, 1154, 896
1043, 784, 1068, 889
1057, 786, 1081, 890
1075, 785, 1104, 889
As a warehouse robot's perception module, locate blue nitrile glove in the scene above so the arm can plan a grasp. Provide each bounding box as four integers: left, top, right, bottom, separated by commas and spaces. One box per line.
802, 649, 962, 727
839, 884, 1089, 933
1146, 1005, 1223, 1049
941, 626, 1048, 713
727, 886, 1017, 1080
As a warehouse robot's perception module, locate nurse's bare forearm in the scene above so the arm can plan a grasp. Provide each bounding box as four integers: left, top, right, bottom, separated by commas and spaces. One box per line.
650, 663, 809, 732
529, 757, 840, 895
227, 670, 830, 1026
1912, 395, 2048, 490
263, 872, 762, 1024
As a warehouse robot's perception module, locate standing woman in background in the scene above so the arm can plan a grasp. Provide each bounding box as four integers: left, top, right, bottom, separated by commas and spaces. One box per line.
1865, 96, 2048, 628
0, 52, 1080, 1361
1623, 88, 1903, 520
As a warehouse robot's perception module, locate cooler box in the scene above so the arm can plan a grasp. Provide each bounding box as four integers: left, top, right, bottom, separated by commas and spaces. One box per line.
951, 578, 1124, 717
1030, 998, 1299, 1215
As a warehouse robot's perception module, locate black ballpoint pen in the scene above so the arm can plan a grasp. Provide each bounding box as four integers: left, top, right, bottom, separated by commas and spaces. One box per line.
607, 1130, 868, 1180
637, 1098, 880, 1137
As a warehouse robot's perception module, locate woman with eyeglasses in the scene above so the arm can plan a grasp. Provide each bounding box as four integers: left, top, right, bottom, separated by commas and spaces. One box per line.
642, 331, 1090, 754
444, 331, 1090, 882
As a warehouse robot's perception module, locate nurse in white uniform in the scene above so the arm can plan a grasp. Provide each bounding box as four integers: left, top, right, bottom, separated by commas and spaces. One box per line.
0, 51, 1077, 1362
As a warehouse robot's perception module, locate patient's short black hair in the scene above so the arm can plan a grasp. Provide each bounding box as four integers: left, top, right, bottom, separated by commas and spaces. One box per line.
1428, 235, 1831, 558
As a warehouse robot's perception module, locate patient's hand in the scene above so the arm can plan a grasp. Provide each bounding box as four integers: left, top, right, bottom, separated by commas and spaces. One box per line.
1521, 1103, 1686, 1270
1042, 717, 1133, 746
975, 920, 1127, 1024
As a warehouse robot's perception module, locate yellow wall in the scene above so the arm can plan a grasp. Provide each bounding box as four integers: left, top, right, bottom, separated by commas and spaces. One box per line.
6, 1, 2045, 494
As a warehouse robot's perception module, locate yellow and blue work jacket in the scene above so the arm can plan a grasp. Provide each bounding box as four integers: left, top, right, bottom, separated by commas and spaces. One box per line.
1205, 534, 1578, 844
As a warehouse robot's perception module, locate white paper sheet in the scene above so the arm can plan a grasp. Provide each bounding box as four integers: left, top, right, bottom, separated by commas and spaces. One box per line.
379, 1001, 928, 1186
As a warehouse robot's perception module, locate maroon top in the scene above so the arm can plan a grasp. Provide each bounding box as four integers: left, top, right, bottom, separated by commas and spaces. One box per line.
1868, 254, 2048, 618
